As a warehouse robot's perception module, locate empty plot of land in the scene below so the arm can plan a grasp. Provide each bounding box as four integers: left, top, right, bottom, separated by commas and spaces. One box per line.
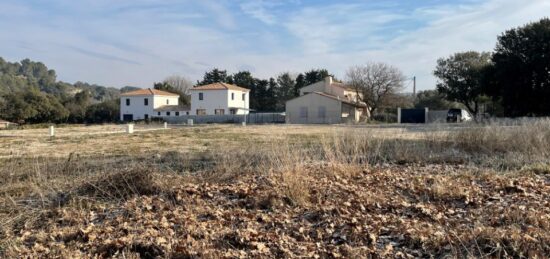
0, 123, 465, 158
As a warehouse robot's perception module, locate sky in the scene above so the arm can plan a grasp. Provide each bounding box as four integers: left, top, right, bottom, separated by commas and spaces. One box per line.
1, 0, 549, 91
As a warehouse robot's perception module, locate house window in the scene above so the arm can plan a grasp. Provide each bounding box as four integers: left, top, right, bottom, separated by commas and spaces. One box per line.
166, 99, 169, 105
199, 93, 203, 100
215, 109, 225, 115
166, 111, 171, 116
144, 98, 149, 106
231, 92, 234, 100
175, 112, 180, 116
186, 111, 189, 115
318, 106, 326, 118
196, 109, 206, 115
126, 98, 130, 106
230, 109, 237, 115
300, 107, 308, 118
144, 114, 149, 120
158, 112, 161, 116
242, 93, 246, 101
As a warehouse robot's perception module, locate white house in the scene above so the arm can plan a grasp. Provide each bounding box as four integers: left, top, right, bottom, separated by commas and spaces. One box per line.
285, 77, 368, 124
190, 83, 250, 115
119, 88, 186, 121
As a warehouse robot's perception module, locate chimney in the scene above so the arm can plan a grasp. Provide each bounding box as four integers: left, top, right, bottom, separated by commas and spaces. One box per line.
325, 76, 333, 85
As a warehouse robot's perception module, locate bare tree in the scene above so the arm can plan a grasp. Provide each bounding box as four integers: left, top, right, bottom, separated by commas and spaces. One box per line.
163, 75, 193, 95
346, 62, 406, 115
162, 75, 193, 105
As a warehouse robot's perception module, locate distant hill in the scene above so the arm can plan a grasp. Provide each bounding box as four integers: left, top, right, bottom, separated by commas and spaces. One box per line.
0, 57, 124, 123
0, 57, 122, 101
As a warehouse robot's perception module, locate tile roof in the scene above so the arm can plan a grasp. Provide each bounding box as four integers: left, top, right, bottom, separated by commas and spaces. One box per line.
120, 88, 180, 97
190, 82, 250, 92
313, 92, 367, 108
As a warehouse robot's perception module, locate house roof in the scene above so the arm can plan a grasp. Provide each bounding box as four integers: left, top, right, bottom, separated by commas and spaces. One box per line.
154, 105, 190, 112
190, 82, 250, 92
331, 82, 354, 91
312, 92, 367, 108
120, 88, 180, 97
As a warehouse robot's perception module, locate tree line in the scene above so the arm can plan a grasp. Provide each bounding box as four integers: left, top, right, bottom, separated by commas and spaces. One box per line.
194, 68, 333, 112
434, 18, 550, 117
0, 58, 122, 124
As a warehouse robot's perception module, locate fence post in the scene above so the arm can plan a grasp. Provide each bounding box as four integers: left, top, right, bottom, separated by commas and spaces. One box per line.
164, 122, 168, 129
126, 124, 134, 134
187, 119, 193, 126
49, 125, 55, 137
397, 108, 401, 124
424, 107, 429, 124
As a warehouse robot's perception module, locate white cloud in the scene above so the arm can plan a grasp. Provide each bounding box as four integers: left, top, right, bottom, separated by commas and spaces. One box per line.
240, 0, 277, 25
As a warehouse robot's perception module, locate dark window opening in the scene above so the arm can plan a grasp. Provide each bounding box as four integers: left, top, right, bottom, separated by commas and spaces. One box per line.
144, 98, 148, 106
199, 92, 203, 100
126, 98, 130, 106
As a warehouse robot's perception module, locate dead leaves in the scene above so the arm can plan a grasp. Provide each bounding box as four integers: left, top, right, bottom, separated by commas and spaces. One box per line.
7, 164, 550, 258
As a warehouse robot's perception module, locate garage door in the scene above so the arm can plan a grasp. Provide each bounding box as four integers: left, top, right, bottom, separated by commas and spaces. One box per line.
401, 109, 425, 123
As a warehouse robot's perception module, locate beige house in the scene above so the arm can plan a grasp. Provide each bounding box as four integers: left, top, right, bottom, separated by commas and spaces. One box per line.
286, 77, 368, 124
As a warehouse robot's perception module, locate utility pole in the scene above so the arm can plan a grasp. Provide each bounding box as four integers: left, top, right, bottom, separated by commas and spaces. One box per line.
412, 76, 416, 97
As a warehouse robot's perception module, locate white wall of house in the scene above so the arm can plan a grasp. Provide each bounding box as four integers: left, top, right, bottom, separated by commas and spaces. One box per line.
286, 93, 342, 124
153, 96, 179, 109
227, 90, 249, 114
120, 95, 179, 121
190, 90, 249, 115
120, 95, 154, 121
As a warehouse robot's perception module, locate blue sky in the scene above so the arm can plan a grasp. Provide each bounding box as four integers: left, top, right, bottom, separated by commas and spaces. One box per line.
1, 0, 549, 91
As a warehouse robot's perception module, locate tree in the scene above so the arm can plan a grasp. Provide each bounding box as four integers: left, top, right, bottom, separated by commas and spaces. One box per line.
232, 71, 258, 109
346, 62, 406, 115
64, 90, 91, 123
434, 51, 491, 117
163, 75, 193, 106
0, 88, 69, 123
163, 75, 192, 97
254, 79, 269, 111
264, 78, 277, 111
197, 68, 233, 85
489, 18, 550, 116
85, 99, 120, 123
153, 81, 189, 105
304, 69, 332, 85
293, 74, 306, 96
275, 73, 296, 111
414, 90, 458, 110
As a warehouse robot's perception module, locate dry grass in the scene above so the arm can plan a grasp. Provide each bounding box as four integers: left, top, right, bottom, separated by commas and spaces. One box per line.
0, 119, 549, 257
